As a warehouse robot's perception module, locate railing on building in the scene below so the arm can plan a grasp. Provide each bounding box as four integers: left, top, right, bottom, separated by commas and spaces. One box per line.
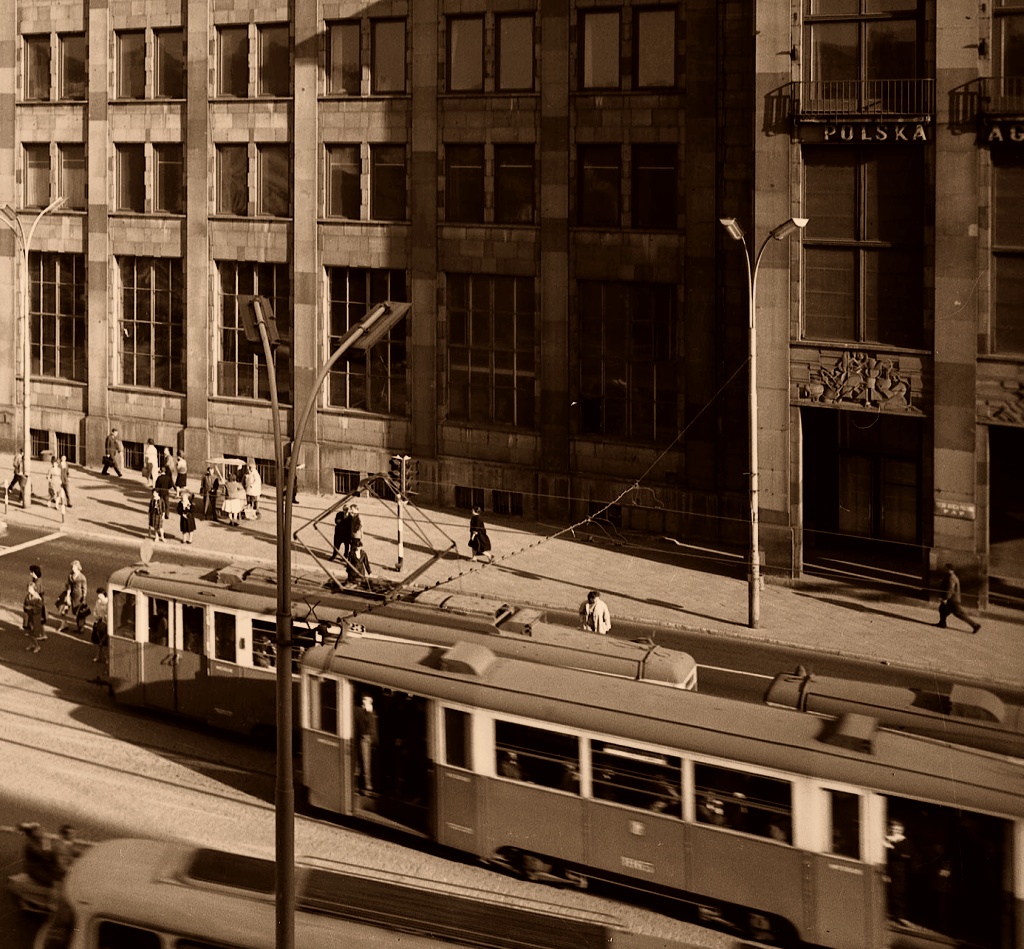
792, 79, 935, 120
976, 77, 1024, 117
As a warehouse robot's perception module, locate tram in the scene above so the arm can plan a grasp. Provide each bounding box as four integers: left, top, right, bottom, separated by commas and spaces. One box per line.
300, 636, 1024, 949
764, 667, 1024, 758
35, 837, 673, 949
105, 561, 696, 735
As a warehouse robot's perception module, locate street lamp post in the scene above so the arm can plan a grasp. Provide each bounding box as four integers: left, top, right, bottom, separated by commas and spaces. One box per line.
242, 298, 410, 949
1, 197, 67, 508
719, 216, 808, 629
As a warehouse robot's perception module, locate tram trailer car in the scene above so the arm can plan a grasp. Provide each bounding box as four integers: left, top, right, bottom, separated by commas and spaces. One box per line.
36, 837, 690, 949
105, 562, 695, 735
765, 669, 1024, 758
301, 637, 1024, 949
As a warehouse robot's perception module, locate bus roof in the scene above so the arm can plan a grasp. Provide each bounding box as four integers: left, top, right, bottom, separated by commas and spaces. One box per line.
303, 639, 1024, 818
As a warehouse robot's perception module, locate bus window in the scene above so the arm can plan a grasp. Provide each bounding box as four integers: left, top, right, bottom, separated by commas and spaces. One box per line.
97, 920, 161, 949
308, 676, 339, 734
148, 598, 169, 647
214, 612, 236, 662
182, 604, 204, 655
592, 741, 682, 817
694, 763, 792, 843
444, 708, 470, 769
495, 720, 579, 792
828, 789, 860, 859
252, 618, 277, 668
112, 590, 136, 639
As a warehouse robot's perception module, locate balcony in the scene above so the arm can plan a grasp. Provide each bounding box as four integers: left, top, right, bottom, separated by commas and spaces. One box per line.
976, 78, 1024, 118
792, 79, 935, 122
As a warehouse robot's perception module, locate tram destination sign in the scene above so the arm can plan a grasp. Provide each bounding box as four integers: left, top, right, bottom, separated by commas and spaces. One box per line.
796, 121, 930, 144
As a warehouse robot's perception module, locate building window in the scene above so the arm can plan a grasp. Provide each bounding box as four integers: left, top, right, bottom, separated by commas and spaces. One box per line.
29, 252, 87, 382
634, 8, 676, 88
581, 10, 619, 89
154, 144, 183, 214
334, 468, 360, 494
59, 34, 87, 100
56, 432, 77, 464
445, 145, 485, 224
996, 5, 1024, 94
326, 144, 361, 219
155, 29, 185, 98
370, 145, 406, 221
117, 31, 146, 99
59, 145, 86, 211
327, 21, 361, 95
218, 262, 291, 402
632, 144, 677, 229
577, 281, 679, 442
497, 15, 533, 91
24, 145, 50, 208
578, 145, 621, 227
219, 25, 249, 97
116, 144, 146, 213
327, 268, 408, 415
803, 147, 923, 348
257, 145, 290, 217
993, 156, 1024, 354
30, 429, 49, 460
217, 145, 248, 215
806, 0, 921, 85
448, 273, 536, 428
492, 489, 524, 517
24, 34, 51, 101
494, 145, 535, 224
258, 24, 290, 97
455, 485, 485, 510
449, 16, 484, 92
371, 19, 405, 94
118, 257, 185, 392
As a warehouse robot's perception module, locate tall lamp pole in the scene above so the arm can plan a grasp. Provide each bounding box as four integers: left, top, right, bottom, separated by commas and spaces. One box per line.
243, 297, 410, 949
719, 216, 808, 629
1, 197, 67, 508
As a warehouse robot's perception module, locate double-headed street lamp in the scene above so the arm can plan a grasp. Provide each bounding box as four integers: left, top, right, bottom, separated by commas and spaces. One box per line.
719, 215, 808, 629
1, 196, 67, 508
242, 296, 410, 949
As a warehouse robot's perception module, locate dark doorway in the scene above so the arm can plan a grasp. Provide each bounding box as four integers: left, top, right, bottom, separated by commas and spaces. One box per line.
989, 425, 1024, 599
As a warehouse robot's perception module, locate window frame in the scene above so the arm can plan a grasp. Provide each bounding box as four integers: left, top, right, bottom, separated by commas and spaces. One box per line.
445, 143, 485, 224
448, 15, 485, 93
24, 34, 52, 101
326, 144, 361, 219
578, 144, 622, 228
631, 144, 678, 230
118, 256, 186, 392
258, 23, 291, 97
497, 15, 535, 92
117, 30, 146, 100
116, 143, 146, 213
24, 144, 51, 209
327, 20, 361, 95
369, 144, 406, 222
371, 19, 406, 94
257, 144, 291, 218
218, 25, 250, 98
154, 28, 185, 99
580, 10, 620, 90
58, 144, 86, 211
29, 251, 88, 383
154, 143, 184, 214
633, 7, 677, 89
494, 144, 536, 225
216, 144, 249, 216
59, 33, 87, 100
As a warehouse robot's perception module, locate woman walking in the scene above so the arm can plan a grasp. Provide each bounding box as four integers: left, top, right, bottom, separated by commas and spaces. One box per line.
23, 565, 46, 653
148, 489, 166, 542
46, 457, 66, 513
469, 506, 494, 562
178, 489, 197, 544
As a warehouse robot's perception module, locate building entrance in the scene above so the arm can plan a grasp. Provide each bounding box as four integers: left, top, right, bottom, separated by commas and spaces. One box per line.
989, 425, 1024, 601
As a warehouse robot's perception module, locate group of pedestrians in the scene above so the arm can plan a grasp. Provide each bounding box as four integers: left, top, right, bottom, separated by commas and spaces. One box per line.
22, 560, 109, 662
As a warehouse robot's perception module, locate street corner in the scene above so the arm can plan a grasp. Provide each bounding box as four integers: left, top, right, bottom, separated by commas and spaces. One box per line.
0, 520, 62, 553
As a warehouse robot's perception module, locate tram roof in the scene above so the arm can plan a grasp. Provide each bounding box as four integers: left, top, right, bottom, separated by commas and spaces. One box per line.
303, 639, 1024, 818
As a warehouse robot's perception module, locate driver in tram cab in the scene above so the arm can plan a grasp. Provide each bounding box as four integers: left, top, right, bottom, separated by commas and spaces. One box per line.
355, 695, 379, 794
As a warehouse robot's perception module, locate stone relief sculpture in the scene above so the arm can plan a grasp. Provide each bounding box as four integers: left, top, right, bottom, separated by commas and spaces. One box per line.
801, 351, 911, 411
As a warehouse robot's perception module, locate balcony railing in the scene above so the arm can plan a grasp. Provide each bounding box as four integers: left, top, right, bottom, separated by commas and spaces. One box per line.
977, 77, 1024, 117
793, 79, 935, 120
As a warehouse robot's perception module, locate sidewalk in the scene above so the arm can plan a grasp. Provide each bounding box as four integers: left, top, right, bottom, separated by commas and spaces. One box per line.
2, 464, 1021, 689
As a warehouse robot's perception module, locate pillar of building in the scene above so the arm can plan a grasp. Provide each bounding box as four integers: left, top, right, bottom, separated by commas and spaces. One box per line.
0, 7, 17, 449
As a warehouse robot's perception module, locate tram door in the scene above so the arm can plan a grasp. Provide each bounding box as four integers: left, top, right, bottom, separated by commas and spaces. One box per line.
352, 684, 430, 834
140, 597, 204, 716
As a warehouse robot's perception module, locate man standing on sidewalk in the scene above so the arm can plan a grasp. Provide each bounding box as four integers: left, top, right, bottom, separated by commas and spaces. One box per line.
936, 564, 981, 634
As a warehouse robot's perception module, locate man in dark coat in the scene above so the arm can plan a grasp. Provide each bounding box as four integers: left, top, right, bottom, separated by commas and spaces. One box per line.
330, 503, 350, 561
936, 563, 981, 634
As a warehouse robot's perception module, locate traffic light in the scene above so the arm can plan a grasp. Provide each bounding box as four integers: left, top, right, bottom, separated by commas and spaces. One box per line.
405, 458, 419, 495
388, 455, 406, 494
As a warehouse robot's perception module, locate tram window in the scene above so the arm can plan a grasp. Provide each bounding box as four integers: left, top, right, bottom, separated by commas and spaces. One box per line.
182, 604, 204, 655
309, 676, 339, 734
591, 741, 682, 817
97, 920, 161, 949
694, 763, 792, 843
252, 618, 277, 668
495, 720, 579, 792
828, 789, 860, 860
214, 611, 236, 662
112, 590, 136, 639
444, 708, 471, 769
149, 598, 169, 647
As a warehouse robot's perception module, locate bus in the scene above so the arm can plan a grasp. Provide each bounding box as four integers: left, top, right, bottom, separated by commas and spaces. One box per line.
300, 636, 1024, 949
104, 560, 696, 736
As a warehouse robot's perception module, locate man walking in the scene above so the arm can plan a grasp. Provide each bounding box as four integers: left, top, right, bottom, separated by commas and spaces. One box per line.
936, 563, 981, 634
579, 590, 612, 635
101, 428, 124, 477
8, 448, 25, 500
